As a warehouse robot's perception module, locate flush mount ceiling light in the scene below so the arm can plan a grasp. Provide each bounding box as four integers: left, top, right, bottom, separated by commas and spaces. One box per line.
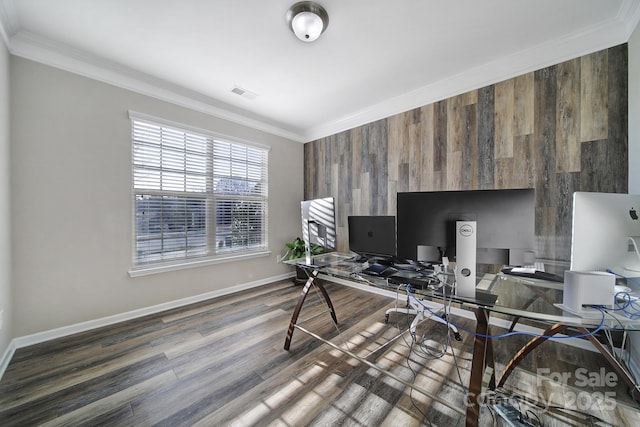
286, 1, 329, 42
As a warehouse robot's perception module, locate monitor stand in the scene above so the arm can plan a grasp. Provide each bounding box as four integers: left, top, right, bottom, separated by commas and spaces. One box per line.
624, 236, 640, 275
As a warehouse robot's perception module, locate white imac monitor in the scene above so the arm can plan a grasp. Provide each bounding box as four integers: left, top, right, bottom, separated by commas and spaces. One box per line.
571, 192, 640, 277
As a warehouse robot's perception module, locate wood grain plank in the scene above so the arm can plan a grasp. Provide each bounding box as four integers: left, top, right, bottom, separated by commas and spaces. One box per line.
164, 309, 287, 361
495, 158, 514, 189
388, 179, 398, 214
513, 134, 536, 189
160, 280, 293, 323
397, 162, 410, 194
536, 205, 557, 259
360, 172, 370, 214
433, 99, 448, 175
446, 151, 462, 190
607, 43, 629, 194
447, 96, 463, 153
514, 72, 535, 136
41, 371, 178, 427
461, 89, 478, 106
419, 103, 435, 191
336, 131, 351, 228
408, 121, 422, 191
556, 58, 581, 173
351, 187, 362, 216
0, 346, 169, 412
130, 358, 264, 425
350, 127, 362, 192
580, 49, 609, 142
581, 138, 624, 193
534, 66, 557, 208
494, 78, 515, 159
387, 114, 403, 182
477, 85, 495, 189
461, 103, 478, 190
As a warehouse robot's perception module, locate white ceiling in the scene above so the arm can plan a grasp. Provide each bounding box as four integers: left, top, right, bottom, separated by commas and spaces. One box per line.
1, 0, 639, 142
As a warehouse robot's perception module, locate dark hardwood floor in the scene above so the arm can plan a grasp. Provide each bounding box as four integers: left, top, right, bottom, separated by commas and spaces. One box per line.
1, 279, 639, 426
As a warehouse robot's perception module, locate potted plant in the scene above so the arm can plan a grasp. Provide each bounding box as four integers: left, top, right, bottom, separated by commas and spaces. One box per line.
282, 237, 324, 284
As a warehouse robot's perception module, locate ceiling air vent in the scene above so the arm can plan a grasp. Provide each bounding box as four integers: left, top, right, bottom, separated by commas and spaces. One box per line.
231, 86, 258, 100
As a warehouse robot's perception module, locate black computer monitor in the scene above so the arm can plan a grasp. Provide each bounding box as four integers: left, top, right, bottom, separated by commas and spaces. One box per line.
301, 197, 336, 251
396, 188, 535, 265
348, 216, 396, 259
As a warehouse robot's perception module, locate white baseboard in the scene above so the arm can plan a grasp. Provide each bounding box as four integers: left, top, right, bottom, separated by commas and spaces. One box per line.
0, 272, 293, 380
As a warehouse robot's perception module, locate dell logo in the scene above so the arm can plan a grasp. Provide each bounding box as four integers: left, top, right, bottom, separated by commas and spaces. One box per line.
459, 224, 474, 237
630, 207, 639, 220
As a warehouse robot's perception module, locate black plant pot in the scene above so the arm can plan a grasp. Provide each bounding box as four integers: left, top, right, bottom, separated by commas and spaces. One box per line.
293, 266, 308, 285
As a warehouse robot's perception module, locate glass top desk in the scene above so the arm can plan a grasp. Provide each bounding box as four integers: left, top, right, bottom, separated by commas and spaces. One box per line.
284, 252, 640, 427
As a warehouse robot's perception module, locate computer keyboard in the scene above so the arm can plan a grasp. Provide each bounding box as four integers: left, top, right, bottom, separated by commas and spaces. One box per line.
393, 262, 432, 272
501, 266, 563, 282
362, 262, 398, 278
522, 261, 545, 272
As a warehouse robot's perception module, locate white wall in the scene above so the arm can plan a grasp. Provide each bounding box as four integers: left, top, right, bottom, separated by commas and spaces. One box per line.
10, 57, 303, 337
631, 21, 640, 194
0, 35, 11, 357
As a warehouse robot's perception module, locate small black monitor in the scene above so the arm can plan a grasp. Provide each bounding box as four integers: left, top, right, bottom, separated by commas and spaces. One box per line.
348, 216, 396, 259
396, 189, 535, 265
301, 197, 336, 251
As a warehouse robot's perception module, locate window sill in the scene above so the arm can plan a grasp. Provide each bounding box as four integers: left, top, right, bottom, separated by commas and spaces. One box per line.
128, 250, 272, 277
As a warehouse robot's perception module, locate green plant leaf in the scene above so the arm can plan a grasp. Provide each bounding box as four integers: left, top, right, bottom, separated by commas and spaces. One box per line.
281, 236, 325, 261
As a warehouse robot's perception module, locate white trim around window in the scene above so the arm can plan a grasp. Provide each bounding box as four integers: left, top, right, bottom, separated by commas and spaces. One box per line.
128, 111, 270, 276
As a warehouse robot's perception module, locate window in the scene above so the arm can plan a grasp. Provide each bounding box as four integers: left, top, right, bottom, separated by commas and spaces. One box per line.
131, 113, 268, 269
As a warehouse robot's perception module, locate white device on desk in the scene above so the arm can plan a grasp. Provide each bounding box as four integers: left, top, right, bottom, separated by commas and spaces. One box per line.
555, 270, 615, 316
455, 220, 476, 298
570, 192, 640, 277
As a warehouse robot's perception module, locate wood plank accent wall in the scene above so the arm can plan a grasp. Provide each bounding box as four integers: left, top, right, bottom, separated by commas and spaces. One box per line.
304, 44, 628, 262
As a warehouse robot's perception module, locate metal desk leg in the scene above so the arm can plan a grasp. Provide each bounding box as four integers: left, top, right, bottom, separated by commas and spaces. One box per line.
466, 308, 494, 427
497, 323, 568, 388
283, 269, 337, 351
497, 324, 640, 403
581, 328, 640, 402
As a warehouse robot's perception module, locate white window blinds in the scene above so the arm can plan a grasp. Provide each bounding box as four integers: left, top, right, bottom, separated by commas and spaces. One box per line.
131, 115, 268, 266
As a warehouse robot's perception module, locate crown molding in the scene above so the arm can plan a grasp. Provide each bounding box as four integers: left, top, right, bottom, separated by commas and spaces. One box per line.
619, 0, 640, 34
4, 29, 308, 142
1, 0, 639, 144
304, 2, 640, 141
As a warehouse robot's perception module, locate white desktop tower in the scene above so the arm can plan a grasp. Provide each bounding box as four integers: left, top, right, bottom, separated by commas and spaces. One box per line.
455, 221, 476, 298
